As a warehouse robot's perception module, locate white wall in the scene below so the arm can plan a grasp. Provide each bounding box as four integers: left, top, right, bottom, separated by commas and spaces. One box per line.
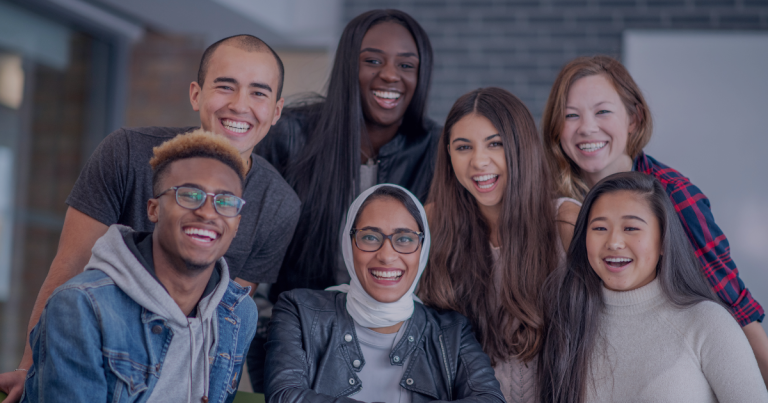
624, 31, 768, 332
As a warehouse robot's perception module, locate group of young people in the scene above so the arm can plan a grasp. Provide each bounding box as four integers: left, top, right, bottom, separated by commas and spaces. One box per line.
0, 8, 766, 403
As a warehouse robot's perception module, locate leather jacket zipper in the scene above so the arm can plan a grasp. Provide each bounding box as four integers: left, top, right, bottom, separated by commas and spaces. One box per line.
438, 334, 453, 400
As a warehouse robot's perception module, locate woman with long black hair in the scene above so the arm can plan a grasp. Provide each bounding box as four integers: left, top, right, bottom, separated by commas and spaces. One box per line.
539, 172, 767, 403
258, 9, 438, 298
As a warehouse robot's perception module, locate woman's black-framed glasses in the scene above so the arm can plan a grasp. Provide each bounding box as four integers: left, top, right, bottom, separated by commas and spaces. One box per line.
155, 186, 245, 217
350, 228, 424, 254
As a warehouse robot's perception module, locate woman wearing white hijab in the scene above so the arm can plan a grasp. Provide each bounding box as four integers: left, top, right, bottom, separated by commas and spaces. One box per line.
265, 184, 504, 403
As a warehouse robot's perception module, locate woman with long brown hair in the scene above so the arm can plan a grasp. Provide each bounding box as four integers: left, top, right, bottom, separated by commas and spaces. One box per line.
419, 87, 560, 403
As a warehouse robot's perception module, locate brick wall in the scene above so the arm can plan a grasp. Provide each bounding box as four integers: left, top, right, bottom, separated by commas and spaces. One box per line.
125, 31, 204, 128
345, 0, 768, 123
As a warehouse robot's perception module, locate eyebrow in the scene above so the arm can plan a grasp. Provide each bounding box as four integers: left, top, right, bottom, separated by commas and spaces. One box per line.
565, 101, 613, 110
177, 183, 235, 195
360, 47, 419, 58
589, 215, 648, 224
451, 133, 500, 144
213, 77, 272, 93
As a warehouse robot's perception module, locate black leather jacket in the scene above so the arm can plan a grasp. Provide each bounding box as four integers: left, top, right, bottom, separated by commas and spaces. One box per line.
256, 105, 442, 202
265, 289, 505, 403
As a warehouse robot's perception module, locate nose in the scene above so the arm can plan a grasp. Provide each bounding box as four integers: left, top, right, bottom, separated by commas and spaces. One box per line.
470, 147, 491, 170
378, 60, 400, 83
606, 228, 625, 251
227, 88, 249, 114
578, 113, 599, 137
375, 237, 400, 264
194, 195, 220, 221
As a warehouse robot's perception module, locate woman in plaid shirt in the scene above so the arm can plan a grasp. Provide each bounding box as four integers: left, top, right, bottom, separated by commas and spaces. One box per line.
541, 55, 768, 385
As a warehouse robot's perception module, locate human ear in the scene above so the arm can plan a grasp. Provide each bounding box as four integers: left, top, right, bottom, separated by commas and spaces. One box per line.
189, 81, 202, 111
271, 97, 285, 125
147, 198, 160, 223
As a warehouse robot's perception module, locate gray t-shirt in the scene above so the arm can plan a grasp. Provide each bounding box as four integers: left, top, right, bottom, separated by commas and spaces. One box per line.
66, 126, 301, 283
353, 320, 412, 403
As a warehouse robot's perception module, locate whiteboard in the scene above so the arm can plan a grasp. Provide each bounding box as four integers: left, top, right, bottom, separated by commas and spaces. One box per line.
624, 31, 768, 332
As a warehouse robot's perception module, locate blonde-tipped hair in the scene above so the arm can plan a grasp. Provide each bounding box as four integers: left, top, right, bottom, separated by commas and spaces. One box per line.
150, 129, 246, 193
541, 55, 653, 201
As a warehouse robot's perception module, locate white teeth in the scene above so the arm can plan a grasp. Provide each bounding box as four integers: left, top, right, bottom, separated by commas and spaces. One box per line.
472, 174, 498, 182
184, 227, 218, 241
578, 142, 607, 152
605, 257, 632, 263
373, 90, 401, 99
371, 270, 404, 279
222, 119, 251, 134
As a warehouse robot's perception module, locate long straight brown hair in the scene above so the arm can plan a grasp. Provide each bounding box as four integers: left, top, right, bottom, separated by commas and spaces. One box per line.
419, 87, 558, 363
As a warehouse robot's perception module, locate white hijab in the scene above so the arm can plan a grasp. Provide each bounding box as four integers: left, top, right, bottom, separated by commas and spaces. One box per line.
326, 184, 431, 328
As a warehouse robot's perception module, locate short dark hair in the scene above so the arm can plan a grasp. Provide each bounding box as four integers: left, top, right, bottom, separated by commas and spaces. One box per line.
197, 34, 285, 99
149, 129, 246, 196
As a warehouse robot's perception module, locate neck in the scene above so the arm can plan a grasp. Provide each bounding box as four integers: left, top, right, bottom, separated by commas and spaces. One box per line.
478, 203, 502, 248
152, 236, 215, 316
361, 120, 401, 161
369, 321, 404, 334
584, 154, 634, 189
241, 151, 253, 173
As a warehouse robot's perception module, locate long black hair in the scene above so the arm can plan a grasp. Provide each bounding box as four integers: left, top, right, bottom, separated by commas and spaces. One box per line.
538, 171, 719, 403
271, 10, 433, 298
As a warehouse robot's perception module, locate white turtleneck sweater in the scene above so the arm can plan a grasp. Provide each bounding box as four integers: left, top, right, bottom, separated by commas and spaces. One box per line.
587, 278, 768, 403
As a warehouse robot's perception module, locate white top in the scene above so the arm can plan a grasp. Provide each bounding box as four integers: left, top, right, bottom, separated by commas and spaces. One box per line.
587, 278, 768, 403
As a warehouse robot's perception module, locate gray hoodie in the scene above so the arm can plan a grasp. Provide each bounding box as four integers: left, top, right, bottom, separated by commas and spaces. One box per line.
86, 225, 232, 403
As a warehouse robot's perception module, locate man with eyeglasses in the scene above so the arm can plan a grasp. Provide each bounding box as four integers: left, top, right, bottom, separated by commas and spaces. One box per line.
21, 130, 258, 403
0, 34, 300, 401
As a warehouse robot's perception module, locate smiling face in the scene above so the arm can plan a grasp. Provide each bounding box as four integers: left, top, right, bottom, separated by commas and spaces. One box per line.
448, 113, 507, 212
352, 197, 422, 303
358, 21, 419, 129
190, 44, 284, 161
560, 74, 636, 187
148, 157, 242, 274
587, 190, 662, 292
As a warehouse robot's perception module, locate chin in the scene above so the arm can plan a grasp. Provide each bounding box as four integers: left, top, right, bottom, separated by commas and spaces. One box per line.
182, 257, 217, 272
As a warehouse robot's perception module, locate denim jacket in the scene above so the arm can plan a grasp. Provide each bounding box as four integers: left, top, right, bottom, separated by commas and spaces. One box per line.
265, 289, 505, 403
21, 268, 257, 403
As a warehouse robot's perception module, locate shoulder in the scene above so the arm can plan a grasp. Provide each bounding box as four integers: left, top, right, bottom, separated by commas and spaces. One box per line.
418, 302, 471, 331
276, 288, 340, 312
637, 153, 696, 190
424, 117, 443, 140
46, 270, 123, 314
248, 155, 301, 207
556, 197, 581, 223
93, 126, 197, 159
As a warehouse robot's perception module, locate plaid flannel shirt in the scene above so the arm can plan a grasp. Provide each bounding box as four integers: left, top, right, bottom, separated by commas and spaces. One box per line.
635, 152, 764, 326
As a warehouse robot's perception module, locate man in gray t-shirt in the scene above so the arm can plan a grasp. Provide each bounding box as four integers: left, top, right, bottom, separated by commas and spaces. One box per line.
0, 34, 300, 402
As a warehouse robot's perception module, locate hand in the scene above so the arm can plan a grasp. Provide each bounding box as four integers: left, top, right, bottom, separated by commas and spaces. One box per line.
0, 370, 27, 402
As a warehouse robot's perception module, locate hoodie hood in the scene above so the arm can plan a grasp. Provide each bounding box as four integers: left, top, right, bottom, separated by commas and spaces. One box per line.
86, 224, 231, 403
327, 184, 431, 328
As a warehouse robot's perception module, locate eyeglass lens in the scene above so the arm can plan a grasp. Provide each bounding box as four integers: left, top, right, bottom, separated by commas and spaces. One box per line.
175, 187, 242, 217
354, 229, 420, 254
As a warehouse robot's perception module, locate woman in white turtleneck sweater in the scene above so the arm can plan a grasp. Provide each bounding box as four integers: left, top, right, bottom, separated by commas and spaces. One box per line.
539, 172, 768, 403
419, 88, 560, 403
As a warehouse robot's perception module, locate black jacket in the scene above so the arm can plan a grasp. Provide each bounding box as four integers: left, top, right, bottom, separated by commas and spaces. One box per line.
256, 106, 442, 203
265, 289, 505, 403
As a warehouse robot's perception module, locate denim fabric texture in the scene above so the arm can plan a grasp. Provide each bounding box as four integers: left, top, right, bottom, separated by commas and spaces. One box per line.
20, 269, 257, 403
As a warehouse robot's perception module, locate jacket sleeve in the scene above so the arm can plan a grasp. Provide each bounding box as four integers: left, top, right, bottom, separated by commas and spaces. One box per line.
26, 287, 108, 402
443, 319, 505, 403
667, 179, 764, 326
265, 293, 361, 403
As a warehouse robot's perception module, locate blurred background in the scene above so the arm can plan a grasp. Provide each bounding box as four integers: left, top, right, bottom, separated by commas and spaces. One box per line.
0, 0, 766, 372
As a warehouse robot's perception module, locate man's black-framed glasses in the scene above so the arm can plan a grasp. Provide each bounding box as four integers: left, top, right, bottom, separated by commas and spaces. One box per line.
350, 228, 424, 254
155, 186, 245, 217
